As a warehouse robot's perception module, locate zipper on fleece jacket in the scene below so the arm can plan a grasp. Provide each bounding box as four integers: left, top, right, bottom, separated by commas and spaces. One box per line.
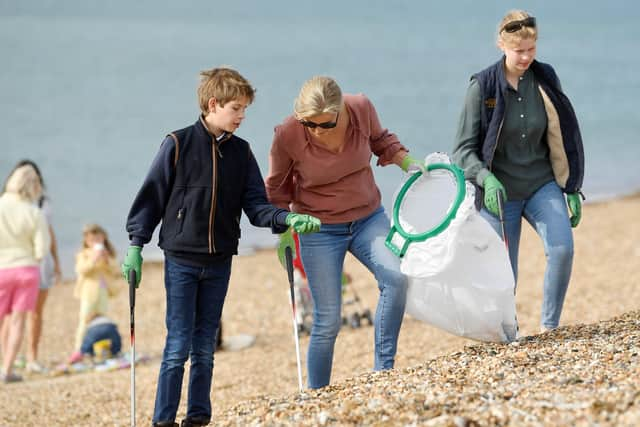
208, 137, 228, 253
209, 140, 217, 253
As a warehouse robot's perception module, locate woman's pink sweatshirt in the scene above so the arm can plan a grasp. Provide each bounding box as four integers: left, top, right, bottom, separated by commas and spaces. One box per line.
266, 94, 406, 224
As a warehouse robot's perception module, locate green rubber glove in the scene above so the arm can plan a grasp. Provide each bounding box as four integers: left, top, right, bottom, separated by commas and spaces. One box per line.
121, 246, 143, 288
400, 155, 426, 174
566, 193, 582, 228
483, 173, 507, 216
285, 213, 321, 234
277, 228, 296, 269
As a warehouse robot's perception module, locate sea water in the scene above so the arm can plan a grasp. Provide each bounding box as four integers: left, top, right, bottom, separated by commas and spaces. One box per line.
1, 0, 639, 276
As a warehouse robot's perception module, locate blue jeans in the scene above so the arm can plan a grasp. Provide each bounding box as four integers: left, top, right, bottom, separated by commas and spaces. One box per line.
480, 181, 574, 329
153, 257, 231, 424
298, 206, 408, 389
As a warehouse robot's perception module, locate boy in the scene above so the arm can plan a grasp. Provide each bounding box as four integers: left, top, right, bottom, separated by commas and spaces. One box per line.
121, 67, 320, 427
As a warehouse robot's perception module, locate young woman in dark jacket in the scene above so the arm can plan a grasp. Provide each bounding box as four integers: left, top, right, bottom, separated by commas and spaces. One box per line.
452, 10, 585, 332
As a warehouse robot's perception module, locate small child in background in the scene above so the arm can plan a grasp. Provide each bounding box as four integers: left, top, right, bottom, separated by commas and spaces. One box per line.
80, 314, 122, 361
69, 224, 121, 363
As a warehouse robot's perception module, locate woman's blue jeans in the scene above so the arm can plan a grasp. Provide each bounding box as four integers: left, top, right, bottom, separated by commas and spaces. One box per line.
480, 181, 574, 329
298, 206, 408, 389
152, 257, 231, 424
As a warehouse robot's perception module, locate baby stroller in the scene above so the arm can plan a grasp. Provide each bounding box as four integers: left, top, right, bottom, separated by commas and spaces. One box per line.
289, 232, 373, 335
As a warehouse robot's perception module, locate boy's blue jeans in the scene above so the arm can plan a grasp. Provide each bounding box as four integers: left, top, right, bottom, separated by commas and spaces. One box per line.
480, 180, 574, 329
298, 206, 408, 389
153, 257, 231, 424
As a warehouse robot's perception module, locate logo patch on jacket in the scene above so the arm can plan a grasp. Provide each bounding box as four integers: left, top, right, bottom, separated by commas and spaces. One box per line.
484, 98, 496, 109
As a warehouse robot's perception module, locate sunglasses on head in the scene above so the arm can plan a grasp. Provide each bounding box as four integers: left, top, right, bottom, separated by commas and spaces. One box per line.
501, 16, 536, 33
299, 112, 339, 129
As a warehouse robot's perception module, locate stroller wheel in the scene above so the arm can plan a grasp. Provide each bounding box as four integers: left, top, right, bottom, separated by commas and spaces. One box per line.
349, 313, 361, 329
361, 309, 374, 326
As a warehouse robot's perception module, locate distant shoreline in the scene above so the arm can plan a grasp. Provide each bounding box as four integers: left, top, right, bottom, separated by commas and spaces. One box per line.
143, 189, 640, 263
58, 189, 640, 280
581, 187, 640, 204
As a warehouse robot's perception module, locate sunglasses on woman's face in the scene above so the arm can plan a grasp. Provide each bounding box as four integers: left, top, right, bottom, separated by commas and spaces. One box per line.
501, 16, 536, 33
299, 112, 339, 129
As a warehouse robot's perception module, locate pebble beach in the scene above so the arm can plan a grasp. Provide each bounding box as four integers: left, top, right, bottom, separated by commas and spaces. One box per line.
0, 193, 638, 426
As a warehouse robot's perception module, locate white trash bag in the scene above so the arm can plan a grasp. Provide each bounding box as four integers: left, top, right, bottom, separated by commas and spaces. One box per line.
385, 153, 517, 342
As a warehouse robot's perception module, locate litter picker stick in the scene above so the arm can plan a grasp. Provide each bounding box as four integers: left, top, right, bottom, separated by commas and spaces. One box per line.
128, 269, 137, 427
497, 186, 519, 337
497, 190, 509, 251
284, 246, 304, 393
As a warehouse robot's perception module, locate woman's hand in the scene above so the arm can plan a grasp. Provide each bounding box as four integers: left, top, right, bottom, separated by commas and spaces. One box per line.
92, 244, 108, 263
483, 173, 507, 216
398, 153, 427, 175
566, 193, 582, 228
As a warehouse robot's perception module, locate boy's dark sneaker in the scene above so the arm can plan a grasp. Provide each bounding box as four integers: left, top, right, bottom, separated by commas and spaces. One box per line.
181, 417, 210, 426
152, 422, 178, 427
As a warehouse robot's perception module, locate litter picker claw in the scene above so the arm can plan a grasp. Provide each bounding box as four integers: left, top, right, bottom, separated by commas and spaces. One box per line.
128, 269, 137, 427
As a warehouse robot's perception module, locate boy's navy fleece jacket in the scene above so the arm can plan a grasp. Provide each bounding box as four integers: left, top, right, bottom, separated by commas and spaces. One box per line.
126, 117, 289, 264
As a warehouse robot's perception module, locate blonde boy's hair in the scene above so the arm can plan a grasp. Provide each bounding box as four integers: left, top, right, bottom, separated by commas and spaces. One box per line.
497, 10, 538, 47
197, 67, 255, 114
293, 76, 342, 119
4, 164, 42, 202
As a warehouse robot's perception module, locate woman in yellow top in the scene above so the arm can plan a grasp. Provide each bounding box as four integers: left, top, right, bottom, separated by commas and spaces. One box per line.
69, 224, 121, 363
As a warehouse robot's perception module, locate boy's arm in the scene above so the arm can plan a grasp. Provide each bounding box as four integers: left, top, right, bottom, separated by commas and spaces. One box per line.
243, 148, 290, 233
125, 135, 177, 246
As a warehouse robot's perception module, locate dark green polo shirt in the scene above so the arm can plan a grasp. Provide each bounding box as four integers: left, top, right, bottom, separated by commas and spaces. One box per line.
453, 69, 555, 200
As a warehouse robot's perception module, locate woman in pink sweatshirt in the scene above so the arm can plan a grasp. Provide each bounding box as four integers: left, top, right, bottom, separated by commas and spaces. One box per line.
266, 76, 424, 389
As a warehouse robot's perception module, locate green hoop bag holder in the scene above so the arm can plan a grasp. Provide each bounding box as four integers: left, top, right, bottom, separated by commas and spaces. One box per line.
385, 153, 518, 343
385, 163, 465, 258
